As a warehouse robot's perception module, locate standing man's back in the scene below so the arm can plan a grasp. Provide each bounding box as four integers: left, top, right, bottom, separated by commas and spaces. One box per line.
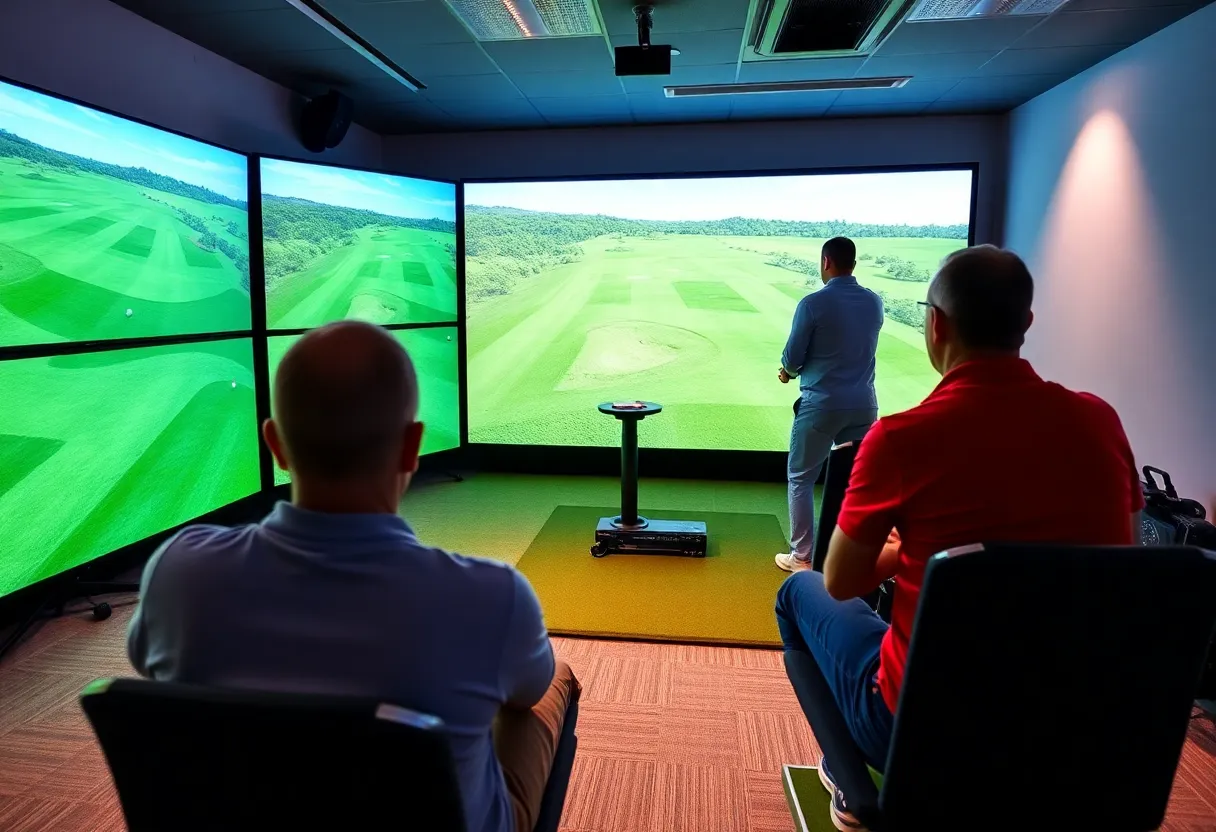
128, 322, 579, 832
777, 237, 885, 572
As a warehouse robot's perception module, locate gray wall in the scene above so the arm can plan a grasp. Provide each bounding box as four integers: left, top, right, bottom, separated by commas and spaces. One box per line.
0, 0, 382, 166
383, 115, 1009, 245
1004, 3, 1216, 511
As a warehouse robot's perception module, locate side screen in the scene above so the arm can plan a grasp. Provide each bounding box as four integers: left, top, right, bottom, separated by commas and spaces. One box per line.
465, 170, 974, 451
0, 80, 250, 348
0, 338, 260, 598
260, 159, 457, 329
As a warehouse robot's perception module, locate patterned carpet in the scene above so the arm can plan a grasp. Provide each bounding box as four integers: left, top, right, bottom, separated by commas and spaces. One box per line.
2, 600, 1216, 831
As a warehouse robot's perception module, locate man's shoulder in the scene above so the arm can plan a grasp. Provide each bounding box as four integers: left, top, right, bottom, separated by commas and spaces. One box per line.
158, 523, 257, 564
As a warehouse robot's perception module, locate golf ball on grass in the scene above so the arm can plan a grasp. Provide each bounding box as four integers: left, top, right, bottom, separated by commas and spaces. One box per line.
125, 308, 133, 317
231, 381, 237, 389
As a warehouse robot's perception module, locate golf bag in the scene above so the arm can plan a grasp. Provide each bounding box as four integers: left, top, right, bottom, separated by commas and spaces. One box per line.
1139, 467, 1216, 701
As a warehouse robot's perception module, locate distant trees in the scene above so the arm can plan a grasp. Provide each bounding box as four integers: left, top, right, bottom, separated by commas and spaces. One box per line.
766, 252, 820, 282
874, 255, 931, 282
0, 129, 246, 209
177, 207, 250, 290
876, 290, 925, 333
226, 220, 247, 240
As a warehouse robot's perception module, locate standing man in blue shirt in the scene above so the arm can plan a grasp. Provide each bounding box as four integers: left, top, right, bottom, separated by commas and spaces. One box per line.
128, 321, 580, 832
776, 237, 884, 572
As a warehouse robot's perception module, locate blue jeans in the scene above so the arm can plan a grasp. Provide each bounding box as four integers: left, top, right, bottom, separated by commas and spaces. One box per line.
788, 403, 877, 559
776, 570, 894, 770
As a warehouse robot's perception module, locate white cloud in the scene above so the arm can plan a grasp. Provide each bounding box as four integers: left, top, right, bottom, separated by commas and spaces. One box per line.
75, 104, 108, 123
0, 89, 103, 140
379, 175, 402, 189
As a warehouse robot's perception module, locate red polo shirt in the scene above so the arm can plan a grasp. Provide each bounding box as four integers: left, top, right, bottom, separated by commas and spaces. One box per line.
836, 356, 1144, 713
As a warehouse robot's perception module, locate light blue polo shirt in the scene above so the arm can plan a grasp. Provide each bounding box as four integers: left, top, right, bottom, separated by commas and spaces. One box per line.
127, 502, 554, 832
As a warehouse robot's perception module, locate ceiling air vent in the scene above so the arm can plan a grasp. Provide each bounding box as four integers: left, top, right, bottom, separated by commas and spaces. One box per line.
907, 0, 1068, 21
746, 0, 919, 59
442, 0, 601, 41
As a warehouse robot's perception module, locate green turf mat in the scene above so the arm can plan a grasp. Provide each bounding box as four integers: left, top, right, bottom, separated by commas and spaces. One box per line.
515, 505, 789, 646
782, 765, 885, 832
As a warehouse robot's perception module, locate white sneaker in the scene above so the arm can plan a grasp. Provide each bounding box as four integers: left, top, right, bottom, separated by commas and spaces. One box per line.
775, 552, 812, 573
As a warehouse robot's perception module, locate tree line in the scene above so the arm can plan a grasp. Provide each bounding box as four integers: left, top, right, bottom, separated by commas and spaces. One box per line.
0, 129, 246, 209
175, 207, 250, 290
876, 290, 925, 333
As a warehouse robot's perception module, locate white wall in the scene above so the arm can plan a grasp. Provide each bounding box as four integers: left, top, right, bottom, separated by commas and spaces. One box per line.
0, 0, 382, 166
383, 115, 1008, 245
1004, 3, 1216, 511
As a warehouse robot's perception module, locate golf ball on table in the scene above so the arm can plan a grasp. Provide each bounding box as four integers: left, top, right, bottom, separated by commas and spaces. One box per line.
125, 308, 133, 317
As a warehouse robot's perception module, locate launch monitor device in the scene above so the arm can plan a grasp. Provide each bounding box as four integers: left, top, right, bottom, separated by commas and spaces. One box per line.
593, 401, 709, 558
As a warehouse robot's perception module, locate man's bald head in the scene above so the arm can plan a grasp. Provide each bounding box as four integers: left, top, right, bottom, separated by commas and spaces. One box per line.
273, 321, 418, 481
928, 245, 1034, 352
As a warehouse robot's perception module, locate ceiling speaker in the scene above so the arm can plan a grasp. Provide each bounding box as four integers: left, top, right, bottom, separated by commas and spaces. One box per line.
299, 90, 353, 153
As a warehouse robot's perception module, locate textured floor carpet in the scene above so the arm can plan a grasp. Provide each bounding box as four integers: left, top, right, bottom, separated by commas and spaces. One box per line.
517, 506, 805, 646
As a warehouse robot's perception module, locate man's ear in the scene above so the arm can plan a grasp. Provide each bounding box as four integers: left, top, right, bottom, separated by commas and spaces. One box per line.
399, 421, 424, 474
1025, 309, 1035, 333
262, 419, 289, 472
930, 306, 951, 346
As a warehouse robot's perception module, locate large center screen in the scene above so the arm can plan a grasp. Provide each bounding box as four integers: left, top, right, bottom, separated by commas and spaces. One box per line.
0, 80, 250, 348
465, 170, 974, 451
261, 159, 457, 329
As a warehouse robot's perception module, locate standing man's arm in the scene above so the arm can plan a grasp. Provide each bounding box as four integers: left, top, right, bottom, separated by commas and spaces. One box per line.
823, 421, 903, 600
500, 571, 556, 710
781, 296, 815, 379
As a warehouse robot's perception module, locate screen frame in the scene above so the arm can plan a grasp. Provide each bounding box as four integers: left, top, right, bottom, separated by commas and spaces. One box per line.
250, 154, 465, 482
460, 162, 980, 476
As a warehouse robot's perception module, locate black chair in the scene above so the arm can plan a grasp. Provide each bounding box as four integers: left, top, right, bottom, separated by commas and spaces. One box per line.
785, 543, 1216, 832
81, 677, 578, 832
810, 440, 860, 573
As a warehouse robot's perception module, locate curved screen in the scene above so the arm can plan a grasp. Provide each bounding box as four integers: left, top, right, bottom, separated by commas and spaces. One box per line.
465, 170, 974, 451
260, 159, 457, 329
0, 338, 261, 598
0, 80, 250, 348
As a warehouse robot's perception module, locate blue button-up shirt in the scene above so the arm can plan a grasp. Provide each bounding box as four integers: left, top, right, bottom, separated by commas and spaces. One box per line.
781, 274, 884, 411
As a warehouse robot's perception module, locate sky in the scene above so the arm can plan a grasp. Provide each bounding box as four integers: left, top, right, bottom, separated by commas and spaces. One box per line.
261, 158, 456, 222
467, 170, 974, 226
0, 80, 247, 201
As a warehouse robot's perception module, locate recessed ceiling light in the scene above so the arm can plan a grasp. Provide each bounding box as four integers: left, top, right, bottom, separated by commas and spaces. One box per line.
908, 0, 1069, 21
665, 77, 912, 98
442, 0, 602, 41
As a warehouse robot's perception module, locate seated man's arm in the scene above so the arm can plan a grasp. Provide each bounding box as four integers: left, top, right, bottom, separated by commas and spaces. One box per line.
824, 421, 903, 601
781, 297, 815, 377
126, 543, 174, 678
500, 571, 556, 710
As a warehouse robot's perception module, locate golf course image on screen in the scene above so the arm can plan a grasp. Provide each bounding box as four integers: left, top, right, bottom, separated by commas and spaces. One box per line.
466, 171, 974, 451
261, 159, 457, 329
0, 80, 250, 348
267, 327, 461, 485
0, 338, 261, 598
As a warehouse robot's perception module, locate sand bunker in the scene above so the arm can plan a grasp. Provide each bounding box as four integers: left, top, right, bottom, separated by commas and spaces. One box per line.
557, 321, 715, 391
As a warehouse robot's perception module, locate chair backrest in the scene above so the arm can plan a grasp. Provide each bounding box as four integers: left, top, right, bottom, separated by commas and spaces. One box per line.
882, 544, 1216, 831
811, 441, 860, 572
81, 677, 466, 832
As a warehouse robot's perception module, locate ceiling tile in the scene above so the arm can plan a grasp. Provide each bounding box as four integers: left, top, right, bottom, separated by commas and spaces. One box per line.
433, 97, 541, 121
530, 95, 634, 126
157, 8, 341, 56
826, 102, 931, 117
482, 36, 614, 74
511, 70, 624, 97
349, 75, 434, 102
937, 73, 1071, 102
876, 17, 1041, 55
319, 0, 473, 46
610, 29, 746, 66
417, 73, 522, 100
1065, 0, 1203, 11
387, 42, 502, 78
856, 51, 996, 80
922, 100, 1014, 115
726, 91, 839, 119
1011, 7, 1198, 49
352, 100, 452, 133
973, 43, 1126, 76
627, 92, 733, 123
599, 0, 753, 36
620, 64, 738, 94
117, 0, 285, 13
832, 79, 959, 105
736, 57, 868, 84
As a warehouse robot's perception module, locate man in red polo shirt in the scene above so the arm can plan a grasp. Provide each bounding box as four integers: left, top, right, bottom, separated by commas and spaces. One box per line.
776, 245, 1143, 831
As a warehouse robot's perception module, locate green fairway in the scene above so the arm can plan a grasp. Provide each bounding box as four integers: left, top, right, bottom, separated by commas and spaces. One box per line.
266, 327, 461, 485
0, 339, 261, 598
468, 234, 953, 451
0, 156, 250, 347
262, 197, 458, 329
